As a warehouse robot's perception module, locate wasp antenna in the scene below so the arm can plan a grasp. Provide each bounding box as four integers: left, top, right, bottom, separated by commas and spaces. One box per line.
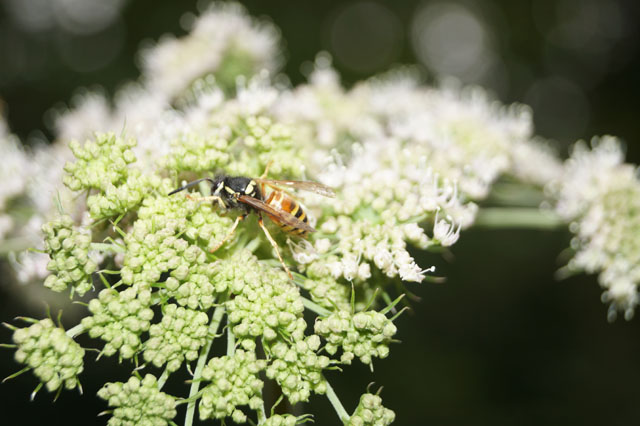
168, 178, 215, 195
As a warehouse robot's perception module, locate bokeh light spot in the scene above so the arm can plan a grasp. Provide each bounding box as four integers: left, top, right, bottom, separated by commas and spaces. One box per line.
328, 1, 402, 74
524, 76, 589, 143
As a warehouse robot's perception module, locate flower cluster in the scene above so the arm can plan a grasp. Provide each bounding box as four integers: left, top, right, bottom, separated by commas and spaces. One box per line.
224, 250, 305, 349
552, 136, 640, 320
41, 215, 97, 296
120, 194, 231, 308
199, 350, 267, 422
348, 393, 395, 426
80, 287, 154, 359
11, 319, 84, 393
143, 304, 209, 372
63, 133, 160, 220
0, 118, 29, 240
262, 414, 301, 426
315, 310, 397, 366
265, 335, 330, 404
63, 133, 136, 192
97, 374, 177, 426
5, 2, 628, 425
140, 2, 282, 99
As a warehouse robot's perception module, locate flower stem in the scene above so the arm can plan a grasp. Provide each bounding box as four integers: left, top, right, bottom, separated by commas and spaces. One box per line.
66, 323, 85, 338
324, 377, 349, 423
474, 207, 563, 230
227, 327, 235, 356
0, 237, 32, 254
300, 296, 331, 317
184, 303, 226, 426
157, 366, 171, 390
90, 242, 125, 253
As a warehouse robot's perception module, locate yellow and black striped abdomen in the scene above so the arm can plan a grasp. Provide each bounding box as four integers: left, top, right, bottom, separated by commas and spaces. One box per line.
265, 191, 309, 237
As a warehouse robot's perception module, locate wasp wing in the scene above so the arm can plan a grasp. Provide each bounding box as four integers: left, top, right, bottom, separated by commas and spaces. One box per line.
238, 195, 317, 233
255, 179, 336, 198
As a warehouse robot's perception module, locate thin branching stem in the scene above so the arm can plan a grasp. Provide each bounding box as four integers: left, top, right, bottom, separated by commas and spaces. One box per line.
474, 207, 563, 229
324, 377, 349, 423
184, 302, 226, 426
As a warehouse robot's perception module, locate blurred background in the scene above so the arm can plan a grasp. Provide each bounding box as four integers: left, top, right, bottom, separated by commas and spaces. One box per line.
1, 0, 640, 425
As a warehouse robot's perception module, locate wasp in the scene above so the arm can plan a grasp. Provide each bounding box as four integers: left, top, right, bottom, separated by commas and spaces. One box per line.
168, 166, 335, 279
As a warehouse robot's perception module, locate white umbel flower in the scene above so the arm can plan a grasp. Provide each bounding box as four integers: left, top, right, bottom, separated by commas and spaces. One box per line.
554, 136, 640, 320
140, 2, 281, 100
0, 118, 30, 240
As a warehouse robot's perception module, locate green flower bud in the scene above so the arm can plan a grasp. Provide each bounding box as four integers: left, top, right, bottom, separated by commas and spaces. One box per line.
315, 310, 397, 367
64, 133, 137, 192
143, 304, 209, 372
98, 374, 176, 426
42, 215, 96, 297
81, 287, 153, 359
12, 319, 84, 392
347, 393, 395, 426
265, 335, 329, 405
199, 350, 267, 422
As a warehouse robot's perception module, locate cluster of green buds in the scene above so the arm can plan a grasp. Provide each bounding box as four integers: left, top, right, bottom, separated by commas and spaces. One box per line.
10, 319, 84, 394
199, 349, 267, 422
265, 335, 329, 404
42, 215, 96, 296
262, 414, 304, 426
143, 304, 209, 372
63, 133, 136, 192
80, 287, 154, 359
98, 374, 177, 426
164, 128, 231, 173
63, 133, 159, 219
86, 171, 160, 219
120, 194, 231, 308
224, 251, 305, 349
314, 309, 397, 366
347, 393, 395, 426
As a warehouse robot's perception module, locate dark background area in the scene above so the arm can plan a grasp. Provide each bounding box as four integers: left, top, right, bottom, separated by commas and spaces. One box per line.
1, 1, 640, 425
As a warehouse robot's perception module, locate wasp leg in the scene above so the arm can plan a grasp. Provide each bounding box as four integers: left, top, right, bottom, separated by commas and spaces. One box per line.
259, 160, 274, 194
257, 214, 293, 280
210, 215, 245, 253
260, 160, 274, 179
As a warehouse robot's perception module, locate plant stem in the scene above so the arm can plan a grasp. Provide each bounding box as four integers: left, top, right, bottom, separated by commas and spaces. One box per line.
66, 323, 85, 338
257, 401, 267, 425
90, 242, 125, 253
487, 181, 546, 207
227, 327, 235, 356
184, 303, 226, 426
0, 238, 32, 254
324, 377, 349, 423
474, 207, 564, 230
157, 366, 170, 390
301, 296, 331, 317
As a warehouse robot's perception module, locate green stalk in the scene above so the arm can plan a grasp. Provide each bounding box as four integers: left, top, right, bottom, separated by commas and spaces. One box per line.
66, 323, 85, 339
184, 302, 226, 426
301, 296, 331, 317
90, 242, 125, 254
227, 327, 235, 356
157, 366, 171, 390
324, 377, 349, 423
474, 207, 564, 230
0, 238, 32, 254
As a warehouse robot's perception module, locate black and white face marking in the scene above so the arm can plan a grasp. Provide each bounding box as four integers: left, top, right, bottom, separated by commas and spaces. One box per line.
210, 176, 262, 212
